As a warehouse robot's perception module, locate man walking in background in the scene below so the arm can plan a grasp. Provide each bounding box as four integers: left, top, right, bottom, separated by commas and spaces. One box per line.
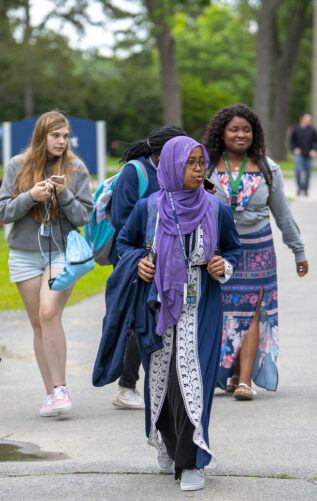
290, 112, 317, 196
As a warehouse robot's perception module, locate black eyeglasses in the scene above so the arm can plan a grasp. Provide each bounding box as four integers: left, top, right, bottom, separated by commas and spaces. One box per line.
186, 160, 209, 168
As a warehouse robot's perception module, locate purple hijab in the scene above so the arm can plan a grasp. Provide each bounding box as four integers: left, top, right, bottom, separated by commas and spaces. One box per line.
154, 136, 217, 336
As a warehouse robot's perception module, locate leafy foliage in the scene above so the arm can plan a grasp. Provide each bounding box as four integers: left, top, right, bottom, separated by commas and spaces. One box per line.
181, 74, 237, 140
0, 0, 313, 151
174, 4, 256, 106
289, 26, 313, 124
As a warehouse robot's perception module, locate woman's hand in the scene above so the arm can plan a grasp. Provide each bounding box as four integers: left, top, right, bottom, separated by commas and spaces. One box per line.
138, 256, 156, 282
296, 260, 308, 277
48, 176, 66, 196
207, 255, 225, 276
30, 181, 51, 202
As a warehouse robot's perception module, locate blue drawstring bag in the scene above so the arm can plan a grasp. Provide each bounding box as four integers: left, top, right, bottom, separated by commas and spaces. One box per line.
49, 230, 95, 291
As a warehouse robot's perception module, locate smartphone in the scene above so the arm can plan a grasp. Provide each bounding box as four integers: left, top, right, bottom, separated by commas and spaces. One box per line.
203, 178, 215, 191
50, 175, 65, 184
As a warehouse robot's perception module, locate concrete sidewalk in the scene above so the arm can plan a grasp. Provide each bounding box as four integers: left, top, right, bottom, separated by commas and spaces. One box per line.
0, 175, 316, 500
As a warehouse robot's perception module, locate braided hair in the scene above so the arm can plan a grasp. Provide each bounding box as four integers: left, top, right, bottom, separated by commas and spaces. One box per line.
121, 125, 187, 163
203, 103, 266, 166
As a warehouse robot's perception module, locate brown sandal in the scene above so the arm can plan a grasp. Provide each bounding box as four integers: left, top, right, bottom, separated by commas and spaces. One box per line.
233, 383, 256, 401
225, 375, 239, 393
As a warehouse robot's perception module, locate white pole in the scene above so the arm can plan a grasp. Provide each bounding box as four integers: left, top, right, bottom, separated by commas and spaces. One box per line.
2, 122, 12, 239
3, 122, 11, 171
96, 121, 106, 186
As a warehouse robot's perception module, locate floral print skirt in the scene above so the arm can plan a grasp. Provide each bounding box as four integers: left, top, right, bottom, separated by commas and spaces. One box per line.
217, 224, 278, 391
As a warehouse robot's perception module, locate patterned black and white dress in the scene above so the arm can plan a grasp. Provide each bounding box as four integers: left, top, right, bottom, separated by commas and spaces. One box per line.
116, 195, 241, 473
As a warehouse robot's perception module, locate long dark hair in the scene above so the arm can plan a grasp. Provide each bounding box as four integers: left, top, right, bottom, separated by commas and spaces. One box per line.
121, 125, 187, 163
203, 103, 266, 165
15, 110, 77, 223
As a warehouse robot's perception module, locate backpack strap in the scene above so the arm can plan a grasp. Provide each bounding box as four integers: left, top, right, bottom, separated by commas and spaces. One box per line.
146, 192, 159, 246
125, 160, 149, 198
209, 194, 219, 237
206, 160, 217, 179
258, 156, 273, 191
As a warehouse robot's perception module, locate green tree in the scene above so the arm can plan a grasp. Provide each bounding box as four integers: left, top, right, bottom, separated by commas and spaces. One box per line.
181, 74, 237, 140
253, 0, 312, 159
289, 26, 313, 125
98, 0, 212, 126
77, 51, 163, 154
2, 0, 93, 117
175, 4, 256, 107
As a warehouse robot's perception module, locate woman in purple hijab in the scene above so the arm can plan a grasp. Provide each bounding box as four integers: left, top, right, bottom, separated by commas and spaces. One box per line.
116, 136, 241, 491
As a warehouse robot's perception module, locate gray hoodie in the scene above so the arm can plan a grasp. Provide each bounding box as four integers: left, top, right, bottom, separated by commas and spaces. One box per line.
0, 155, 94, 252
209, 156, 306, 263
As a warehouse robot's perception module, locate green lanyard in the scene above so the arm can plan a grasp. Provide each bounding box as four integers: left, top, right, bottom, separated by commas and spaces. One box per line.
223, 152, 248, 213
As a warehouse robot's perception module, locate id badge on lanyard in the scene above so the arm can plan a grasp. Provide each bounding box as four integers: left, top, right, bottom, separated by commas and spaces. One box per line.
40, 219, 51, 237
41, 177, 53, 237
184, 233, 197, 305
184, 282, 197, 305
40, 200, 52, 237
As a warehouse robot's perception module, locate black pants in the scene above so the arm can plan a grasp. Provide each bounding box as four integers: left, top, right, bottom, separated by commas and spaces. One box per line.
119, 331, 141, 389
156, 333, 197, 479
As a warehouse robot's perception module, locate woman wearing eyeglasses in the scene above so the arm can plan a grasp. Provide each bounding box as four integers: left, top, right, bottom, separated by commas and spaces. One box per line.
93, 136, 241, 491
203, 104, 308, 401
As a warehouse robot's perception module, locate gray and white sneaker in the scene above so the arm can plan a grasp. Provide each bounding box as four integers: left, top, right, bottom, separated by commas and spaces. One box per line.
180, 468, 205, 491
112, 386, 145, 409
39, 393, 59, 417
53, 386, 72, 414
157, 451, 174, 474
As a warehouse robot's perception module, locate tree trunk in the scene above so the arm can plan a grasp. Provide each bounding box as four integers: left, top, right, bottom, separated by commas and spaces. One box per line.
269, 1, 311, 160
23, 0, 34, 118
253, 0, 280, 150
254, 0, 311, 159
24, 85, 34, 118
143, 0, 182, 126
270, 63, 292, 159
155, 24, 182, 126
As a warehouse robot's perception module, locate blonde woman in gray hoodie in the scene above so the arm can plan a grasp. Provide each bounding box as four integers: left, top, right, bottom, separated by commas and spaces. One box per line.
0, 111, 93, 417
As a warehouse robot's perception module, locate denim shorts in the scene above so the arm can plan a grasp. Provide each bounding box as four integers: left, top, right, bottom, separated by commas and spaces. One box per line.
9, 249, 66, 283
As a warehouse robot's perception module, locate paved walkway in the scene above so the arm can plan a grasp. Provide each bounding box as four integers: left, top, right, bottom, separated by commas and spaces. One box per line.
0, 175, 316, 500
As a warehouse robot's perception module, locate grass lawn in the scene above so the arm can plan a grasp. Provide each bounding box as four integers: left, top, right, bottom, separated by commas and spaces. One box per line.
279, 160, 293, 171
0, 156, 306, 183
0, 229, 113, 310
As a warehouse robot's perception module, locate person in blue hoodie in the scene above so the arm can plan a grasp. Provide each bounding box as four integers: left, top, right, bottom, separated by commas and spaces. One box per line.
110, 125, 187, 409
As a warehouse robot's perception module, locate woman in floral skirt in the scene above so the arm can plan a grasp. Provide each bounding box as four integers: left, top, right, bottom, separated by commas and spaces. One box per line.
204, 103, 308, 400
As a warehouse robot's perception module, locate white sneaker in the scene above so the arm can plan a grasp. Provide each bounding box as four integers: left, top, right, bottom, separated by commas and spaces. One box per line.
53, 386, 72, 414
157, 451, 174, 474
180, 469, 205, 491
40, 393, 59, 417
112, 386, 145, 409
